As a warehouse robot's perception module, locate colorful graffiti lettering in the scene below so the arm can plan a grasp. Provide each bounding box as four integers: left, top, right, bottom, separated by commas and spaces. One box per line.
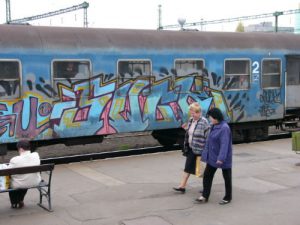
0, 74, 229, 142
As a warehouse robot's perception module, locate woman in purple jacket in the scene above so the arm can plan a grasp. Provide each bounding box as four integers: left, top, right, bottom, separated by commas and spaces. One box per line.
195, 108, 232, 205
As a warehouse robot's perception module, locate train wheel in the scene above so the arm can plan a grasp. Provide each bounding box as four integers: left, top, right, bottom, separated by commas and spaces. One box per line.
255, 127, 268, 141
232, 128, 245, 143
247, 127, 268, 142
156, 137, 176, 147
152, 129, 183, 147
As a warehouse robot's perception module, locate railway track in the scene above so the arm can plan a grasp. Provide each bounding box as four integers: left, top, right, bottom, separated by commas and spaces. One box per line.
41, 145, 179, 165
41, 132, 292, 165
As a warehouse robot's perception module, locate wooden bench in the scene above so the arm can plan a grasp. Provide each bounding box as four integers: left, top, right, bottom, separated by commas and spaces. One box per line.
0, 164, 55, 211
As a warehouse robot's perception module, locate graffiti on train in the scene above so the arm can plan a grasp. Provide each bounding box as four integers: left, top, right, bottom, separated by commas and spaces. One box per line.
260, 89, 281, 104
0, 75, 228, 140
259, 89, 281, 117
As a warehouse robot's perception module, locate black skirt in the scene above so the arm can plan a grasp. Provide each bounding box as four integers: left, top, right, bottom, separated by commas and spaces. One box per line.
184, 147, 201, 176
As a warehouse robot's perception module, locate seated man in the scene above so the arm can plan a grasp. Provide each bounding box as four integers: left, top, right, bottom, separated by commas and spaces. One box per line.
8, 140, 41, 208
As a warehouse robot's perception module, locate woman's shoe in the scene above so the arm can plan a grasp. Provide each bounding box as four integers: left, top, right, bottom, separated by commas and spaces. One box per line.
194, 196, 208, 203
219, 199, 231, 205
173, 187, 186, 193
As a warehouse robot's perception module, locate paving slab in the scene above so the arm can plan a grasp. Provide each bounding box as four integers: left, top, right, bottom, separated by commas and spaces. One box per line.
121, 216, 172, 225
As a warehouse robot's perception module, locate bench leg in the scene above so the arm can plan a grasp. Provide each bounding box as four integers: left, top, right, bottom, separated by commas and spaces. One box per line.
38, 187, 52, 212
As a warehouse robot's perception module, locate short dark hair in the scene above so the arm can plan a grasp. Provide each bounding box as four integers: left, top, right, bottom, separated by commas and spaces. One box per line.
207, 108, 224, 122
16, 140, 31, 150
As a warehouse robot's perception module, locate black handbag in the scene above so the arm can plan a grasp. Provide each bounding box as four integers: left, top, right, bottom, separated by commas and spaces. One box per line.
182, 144, 189, 156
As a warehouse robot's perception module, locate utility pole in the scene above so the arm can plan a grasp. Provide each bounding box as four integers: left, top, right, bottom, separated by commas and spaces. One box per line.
158, 4, 162, 30
83, 1, 88, 27
5, 0, 11, 23
200, 18, 203, 31
273, 11, 283, 32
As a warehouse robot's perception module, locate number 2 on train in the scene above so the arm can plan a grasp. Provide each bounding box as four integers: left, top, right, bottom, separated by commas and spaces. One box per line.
252, 61, 259, 82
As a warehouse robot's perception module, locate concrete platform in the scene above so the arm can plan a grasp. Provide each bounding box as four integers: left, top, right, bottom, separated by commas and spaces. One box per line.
0, 138, 299, 225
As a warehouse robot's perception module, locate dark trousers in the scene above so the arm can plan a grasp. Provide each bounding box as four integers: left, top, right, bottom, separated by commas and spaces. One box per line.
202, 163, 232, 201
9, 189, 28, 205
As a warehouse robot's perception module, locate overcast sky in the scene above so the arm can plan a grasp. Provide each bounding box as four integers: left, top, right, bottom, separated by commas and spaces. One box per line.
1, 0, 300, 31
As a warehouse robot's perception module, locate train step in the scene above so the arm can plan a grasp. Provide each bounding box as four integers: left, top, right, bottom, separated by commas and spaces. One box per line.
283, 121, 298, 128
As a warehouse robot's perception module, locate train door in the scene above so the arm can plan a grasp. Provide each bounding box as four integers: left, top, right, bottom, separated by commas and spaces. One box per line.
286, 56, 300, 110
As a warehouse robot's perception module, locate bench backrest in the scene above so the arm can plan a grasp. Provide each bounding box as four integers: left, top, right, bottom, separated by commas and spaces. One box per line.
0, 164, 55, 176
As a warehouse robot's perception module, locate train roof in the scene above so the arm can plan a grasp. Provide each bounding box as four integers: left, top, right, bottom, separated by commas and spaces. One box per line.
1, 24, 300, 51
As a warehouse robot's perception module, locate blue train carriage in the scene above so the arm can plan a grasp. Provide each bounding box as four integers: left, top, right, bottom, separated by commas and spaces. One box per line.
0, 25, 300, 152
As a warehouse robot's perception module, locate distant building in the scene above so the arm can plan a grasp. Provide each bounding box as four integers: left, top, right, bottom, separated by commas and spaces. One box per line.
295, 3, 300, 34
244, 22, 294, 33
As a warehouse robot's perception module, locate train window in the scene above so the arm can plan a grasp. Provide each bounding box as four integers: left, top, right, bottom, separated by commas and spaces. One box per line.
224, 59, 250, 90
117, 60, 151, 95
287, 58, 300, 85
174, 59, 204, 93
262, 59, 281, 88
118, 60, 151, 81
52, 60, 91, 96
0, 61, 20, 99
175, 59, 204, 76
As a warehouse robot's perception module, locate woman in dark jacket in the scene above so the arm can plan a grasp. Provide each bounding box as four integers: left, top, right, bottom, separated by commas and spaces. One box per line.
173, 102, 210, 193
195, 108, 232, 204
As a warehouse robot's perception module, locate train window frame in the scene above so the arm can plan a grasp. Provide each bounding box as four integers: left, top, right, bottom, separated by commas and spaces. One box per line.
117, 59, 152, 96
51, 59, 92, 97
0, 59, 21, 99
174, 59, 205, 76
173, 58, 205, 93
224, 58, 251, 91
286, 57, 300, 85
261, 58, 281, 89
